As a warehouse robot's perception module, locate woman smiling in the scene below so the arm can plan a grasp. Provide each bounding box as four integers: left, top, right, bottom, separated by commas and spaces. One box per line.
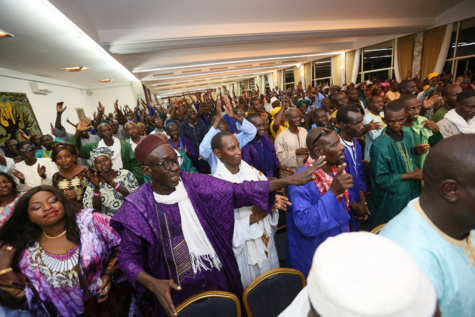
0, 186, 131, 316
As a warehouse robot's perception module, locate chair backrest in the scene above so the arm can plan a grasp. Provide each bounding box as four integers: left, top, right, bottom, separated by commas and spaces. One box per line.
370, 223, 386, 234
176, 291, 241, 317
243, 268, 305, 317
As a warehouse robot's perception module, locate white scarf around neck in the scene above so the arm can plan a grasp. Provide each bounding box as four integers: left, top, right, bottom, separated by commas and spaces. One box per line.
98, 136, 123, 170
214, 159, 274, 268
153, 180, 222, 274
444, 109, 475, 134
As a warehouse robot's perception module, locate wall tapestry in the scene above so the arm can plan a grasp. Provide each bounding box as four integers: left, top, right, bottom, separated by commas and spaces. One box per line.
0, 92, 42, 146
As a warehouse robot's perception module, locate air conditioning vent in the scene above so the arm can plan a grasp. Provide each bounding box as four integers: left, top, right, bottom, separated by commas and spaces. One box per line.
281, 60, 297, 64
209, 67, 228, 71
29, 82, 52, 95
259, 62, 275, 66
153, 73, 174, 77
182, 69, 202, 74
235, 64, 253, 68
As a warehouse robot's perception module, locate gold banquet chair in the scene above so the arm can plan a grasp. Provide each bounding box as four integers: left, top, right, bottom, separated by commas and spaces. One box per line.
176, 291, 241, 317
243, 268, 306, 317
370, 223, 386, 234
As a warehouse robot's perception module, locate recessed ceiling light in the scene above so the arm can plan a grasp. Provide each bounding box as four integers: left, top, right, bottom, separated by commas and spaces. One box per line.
100, 79, 114, 82
61, 66, 89, 72
0, 30, 13, 38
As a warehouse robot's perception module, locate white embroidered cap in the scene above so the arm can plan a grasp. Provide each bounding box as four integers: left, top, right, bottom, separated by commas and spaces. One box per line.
308, 232, 437, 317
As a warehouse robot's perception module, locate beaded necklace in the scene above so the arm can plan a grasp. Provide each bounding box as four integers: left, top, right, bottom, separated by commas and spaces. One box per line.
29, 243, 80, 288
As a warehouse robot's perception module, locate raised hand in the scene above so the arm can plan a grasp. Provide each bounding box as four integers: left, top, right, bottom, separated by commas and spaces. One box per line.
423, 95, 440, 109
77, 117, 92, 133
50, 123, 56, 136
329, 163, 353, 197
288, 156, 327, 186
11, 169, 25, 181
56, 101, 67, 113
98, 102, 105, 114
216, 96, 223, 116
223, 96, 234, 117
37, 164, 46, 178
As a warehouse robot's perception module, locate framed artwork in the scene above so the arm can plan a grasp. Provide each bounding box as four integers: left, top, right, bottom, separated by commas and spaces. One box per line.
76, 107, 86, 120
0, 92, 42, 145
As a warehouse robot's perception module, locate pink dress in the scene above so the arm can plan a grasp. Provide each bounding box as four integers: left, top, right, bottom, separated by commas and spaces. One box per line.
0, 192, 24, 228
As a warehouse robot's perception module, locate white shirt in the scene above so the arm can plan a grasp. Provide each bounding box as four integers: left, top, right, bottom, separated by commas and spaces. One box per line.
213, 160, 279, 288
275, 127, 308, 172
13, 158, 59, 191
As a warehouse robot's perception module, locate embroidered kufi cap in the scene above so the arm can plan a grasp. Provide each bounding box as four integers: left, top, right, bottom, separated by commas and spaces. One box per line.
307, 232, 437, 317
134, 134, 168, 165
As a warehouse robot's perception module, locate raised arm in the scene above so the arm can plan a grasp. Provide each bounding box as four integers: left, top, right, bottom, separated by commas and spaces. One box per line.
54, 101, 67, 129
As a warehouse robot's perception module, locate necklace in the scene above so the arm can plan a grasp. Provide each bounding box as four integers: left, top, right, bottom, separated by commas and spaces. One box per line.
43, 230, 67, 239
340, 136, 354, 147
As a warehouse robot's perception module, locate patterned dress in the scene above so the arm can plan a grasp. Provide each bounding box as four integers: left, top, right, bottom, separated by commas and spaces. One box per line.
83, 170, 139, 217
0, 192, 24, 228
52, 168, 90, 206
18, 209, 121, 317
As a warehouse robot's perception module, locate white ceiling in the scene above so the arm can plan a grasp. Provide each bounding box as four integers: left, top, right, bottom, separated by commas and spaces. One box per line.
1, 0, 474, 95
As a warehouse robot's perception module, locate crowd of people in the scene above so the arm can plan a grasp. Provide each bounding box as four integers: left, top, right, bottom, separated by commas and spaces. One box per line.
0, 69, 474, 317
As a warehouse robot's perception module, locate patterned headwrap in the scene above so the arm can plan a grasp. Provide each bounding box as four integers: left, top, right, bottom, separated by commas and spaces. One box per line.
90, 147, 114, 164
296, 99, 311, 109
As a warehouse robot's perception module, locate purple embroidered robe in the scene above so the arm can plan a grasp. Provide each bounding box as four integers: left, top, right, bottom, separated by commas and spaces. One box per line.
18, 209, 121, 317
111, 171, 274, 315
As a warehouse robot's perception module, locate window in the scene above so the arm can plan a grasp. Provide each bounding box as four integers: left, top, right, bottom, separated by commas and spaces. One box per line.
249, 78, 256, 90
312, 57, 332, 86
445, 17, 475, 77
265, 75, 270, 88
283, 68, 294, 90
358, 41, 394, 82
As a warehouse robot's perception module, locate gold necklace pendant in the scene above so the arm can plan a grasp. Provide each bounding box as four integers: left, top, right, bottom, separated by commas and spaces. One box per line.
43, 230, 67, 239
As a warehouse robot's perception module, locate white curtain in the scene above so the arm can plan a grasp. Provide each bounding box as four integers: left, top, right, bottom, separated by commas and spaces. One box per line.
393, 39, 401, 82
434, 23, 453, 74
267, 73, 274, 89
351, 49, 361, 84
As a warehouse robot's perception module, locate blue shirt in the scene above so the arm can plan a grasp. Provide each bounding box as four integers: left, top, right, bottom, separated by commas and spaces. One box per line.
223, 114, 240, 134
340, 136, 367, 232
305, 92, 325, 110
199, 119, 257, 174
286, 167, 350, 277
179, 118, 207, 149
381, 198, 475, 317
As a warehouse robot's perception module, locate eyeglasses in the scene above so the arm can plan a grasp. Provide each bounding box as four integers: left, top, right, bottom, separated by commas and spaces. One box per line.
312, 128, 332, 145
20, 148, 35, 153
146, 155, 183, 170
